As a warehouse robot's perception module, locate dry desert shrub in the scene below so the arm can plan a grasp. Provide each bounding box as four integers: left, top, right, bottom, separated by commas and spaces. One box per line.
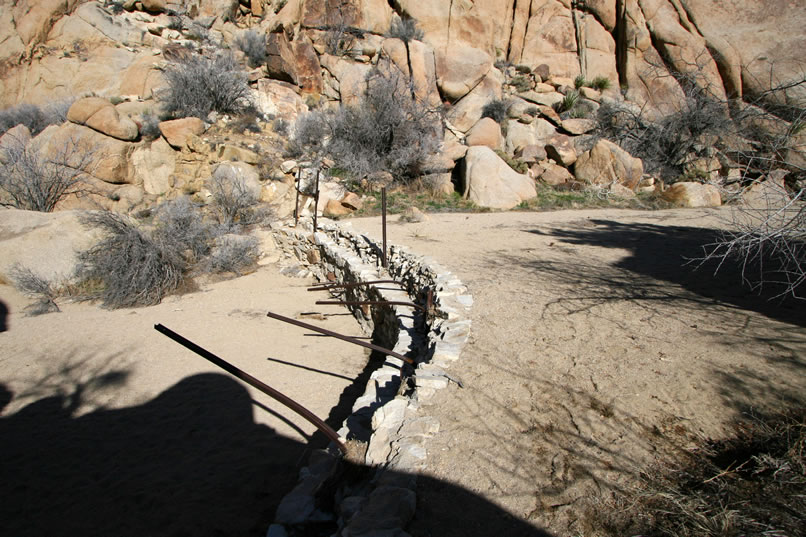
8, 263, 60, 316
0, 133, 94, 212
162, 52, 252, 119
290, 68, 442, 183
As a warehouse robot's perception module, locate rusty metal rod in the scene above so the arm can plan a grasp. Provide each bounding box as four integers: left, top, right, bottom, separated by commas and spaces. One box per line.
307, 279, 401, 292
381, 187, 387, 268
313, 169, 320, 233
316, 299, 425, 312
154, 323, 346, 454
294, 169, 300, 227
266, 312, 414, 365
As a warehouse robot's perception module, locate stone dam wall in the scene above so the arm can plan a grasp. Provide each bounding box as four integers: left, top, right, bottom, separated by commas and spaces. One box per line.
269, 219, 472, 537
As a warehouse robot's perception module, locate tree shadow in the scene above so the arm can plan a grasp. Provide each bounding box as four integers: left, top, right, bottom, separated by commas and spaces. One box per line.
0, 354, 555, 537
522, 219, 804, 327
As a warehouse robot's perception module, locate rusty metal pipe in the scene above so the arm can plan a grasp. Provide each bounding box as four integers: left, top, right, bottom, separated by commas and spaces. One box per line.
266, 312, 414, 365
294, 169, 300, 227
154, 323, 346, 454
313, 169, 320, 233
381, 187, 387, 268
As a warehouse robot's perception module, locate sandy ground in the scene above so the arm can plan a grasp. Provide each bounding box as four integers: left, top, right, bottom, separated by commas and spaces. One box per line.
349, 207, 806, 536
0, 265, 369, 536
1, 207, 804, 537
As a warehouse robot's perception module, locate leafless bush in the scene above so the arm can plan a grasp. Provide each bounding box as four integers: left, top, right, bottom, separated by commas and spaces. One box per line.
0, 99, 74, 137
597, 82, 732, 180
291, 68, 441, 182
8, 263, 60, 316
76, 211, 186, 308
204, 234, 259, 275
386, 18, 423, 43
0, 134, 94, 212
234, 29, 266, 68
209, 168, 264, 229
152, 196, 214, 263
703, 181, 805, 299
287, 110, 330, 157
162, 52, 252, 119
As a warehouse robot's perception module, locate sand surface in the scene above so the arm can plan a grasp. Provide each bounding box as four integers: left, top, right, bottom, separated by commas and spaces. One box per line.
349, 207, 806, 536
1, 206, 804, 537
0, 264, 369, 536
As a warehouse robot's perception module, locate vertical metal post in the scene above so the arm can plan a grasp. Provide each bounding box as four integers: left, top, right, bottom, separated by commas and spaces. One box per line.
381, 187, 387, 268
294, 168, 300, 227
313, 169, 320, 233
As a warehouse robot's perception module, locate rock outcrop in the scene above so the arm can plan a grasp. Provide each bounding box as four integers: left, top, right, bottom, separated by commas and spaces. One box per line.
461, 146, 536, 209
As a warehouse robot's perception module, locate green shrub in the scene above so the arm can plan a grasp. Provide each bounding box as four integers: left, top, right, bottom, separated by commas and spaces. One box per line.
590, 76, 612, 91
574, 74, 587, 89
555, 90, 579, 113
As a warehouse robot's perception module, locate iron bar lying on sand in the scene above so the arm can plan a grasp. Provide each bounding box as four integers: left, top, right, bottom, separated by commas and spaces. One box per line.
154, 323, 346, 453
266, 312, 414, 365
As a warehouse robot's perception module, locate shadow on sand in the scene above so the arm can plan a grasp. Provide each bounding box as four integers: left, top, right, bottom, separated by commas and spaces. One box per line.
0, 363, 554, 537
523, 219, 804, 327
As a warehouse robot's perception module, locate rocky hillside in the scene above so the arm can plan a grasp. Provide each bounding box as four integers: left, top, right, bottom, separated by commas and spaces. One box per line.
0, 0, 803, 216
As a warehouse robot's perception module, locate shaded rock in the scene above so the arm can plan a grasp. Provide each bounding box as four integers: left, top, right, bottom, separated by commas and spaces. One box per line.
158, 117, 205, 149
293, 35, 323, 94
545, 134, 577, 167
662, 182, 721, 207
462, 146, 536, 209
465, 117, 502, 150
573, 139, 643, 190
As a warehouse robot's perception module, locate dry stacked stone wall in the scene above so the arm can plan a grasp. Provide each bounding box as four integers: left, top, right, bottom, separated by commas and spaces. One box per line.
269, 219, 472, 537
